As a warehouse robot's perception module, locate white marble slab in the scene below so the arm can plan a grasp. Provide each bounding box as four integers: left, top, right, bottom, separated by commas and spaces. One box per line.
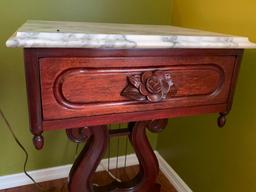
6, 20, 256, 49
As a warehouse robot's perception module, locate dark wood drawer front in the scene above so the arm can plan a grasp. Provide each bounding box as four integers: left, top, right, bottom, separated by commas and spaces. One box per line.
40, 56, 235, 120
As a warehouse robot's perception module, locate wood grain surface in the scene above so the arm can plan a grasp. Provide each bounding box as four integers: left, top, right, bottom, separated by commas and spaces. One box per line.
24, 48, 243, 133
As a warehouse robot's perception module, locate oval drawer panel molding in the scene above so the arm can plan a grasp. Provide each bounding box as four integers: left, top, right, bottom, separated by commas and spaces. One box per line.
40, 56, 232, 120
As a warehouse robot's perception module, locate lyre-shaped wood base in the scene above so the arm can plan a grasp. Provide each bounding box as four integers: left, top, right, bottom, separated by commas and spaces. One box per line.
68, 125, 108, 191
67, 119, 168, 192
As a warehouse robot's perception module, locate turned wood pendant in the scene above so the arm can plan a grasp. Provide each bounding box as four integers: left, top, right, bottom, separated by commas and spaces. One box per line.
217, 112, 228, 128
67, 119, 168, 192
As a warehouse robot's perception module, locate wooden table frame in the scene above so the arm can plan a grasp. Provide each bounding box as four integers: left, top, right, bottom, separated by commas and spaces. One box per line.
23, 48, 243, 192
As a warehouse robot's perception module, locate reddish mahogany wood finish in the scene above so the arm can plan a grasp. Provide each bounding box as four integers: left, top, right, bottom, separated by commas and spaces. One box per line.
127, 119, 168, 192
67, 120, 167, 192
68, 125, 108, 192
24, 48, 243, 135
43, 103, 227, 131
23, 48, 243, 192
40, 55, 234, 120
24, 48, 243, 142
24, 50, 44, 149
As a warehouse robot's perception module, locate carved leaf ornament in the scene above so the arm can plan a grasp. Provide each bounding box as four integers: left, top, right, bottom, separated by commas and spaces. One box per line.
122, 71, 177, 102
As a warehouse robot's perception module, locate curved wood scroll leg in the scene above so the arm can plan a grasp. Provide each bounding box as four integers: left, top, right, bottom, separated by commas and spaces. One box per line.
128, 119, 168, 192
68, 125, 108, 192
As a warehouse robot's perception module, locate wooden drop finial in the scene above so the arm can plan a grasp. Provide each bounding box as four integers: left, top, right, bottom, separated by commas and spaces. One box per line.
33, 135, 44, 150
218, 112, 228, 128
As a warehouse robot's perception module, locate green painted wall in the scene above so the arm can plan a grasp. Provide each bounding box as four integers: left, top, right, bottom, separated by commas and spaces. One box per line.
157, 1, 256, 192
0, 0, 172, 176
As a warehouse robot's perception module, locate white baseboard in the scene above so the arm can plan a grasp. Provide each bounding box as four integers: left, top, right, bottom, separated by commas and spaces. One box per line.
0, 151, 192, 192
0, 153, 138, 190
0, 164, 71, 190
155, 151, 193, 192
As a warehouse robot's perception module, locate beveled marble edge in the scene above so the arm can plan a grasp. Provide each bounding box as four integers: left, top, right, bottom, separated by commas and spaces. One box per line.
6, 20, 256, 49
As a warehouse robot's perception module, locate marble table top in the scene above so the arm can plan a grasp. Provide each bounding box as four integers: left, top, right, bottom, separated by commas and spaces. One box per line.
6, 20, 256, 49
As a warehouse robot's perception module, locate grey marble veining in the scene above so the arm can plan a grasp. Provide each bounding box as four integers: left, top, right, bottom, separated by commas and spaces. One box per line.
6, 20, 256, 49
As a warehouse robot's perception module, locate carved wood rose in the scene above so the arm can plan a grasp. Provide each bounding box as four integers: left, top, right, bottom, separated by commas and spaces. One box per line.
121, 71, 177, 102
